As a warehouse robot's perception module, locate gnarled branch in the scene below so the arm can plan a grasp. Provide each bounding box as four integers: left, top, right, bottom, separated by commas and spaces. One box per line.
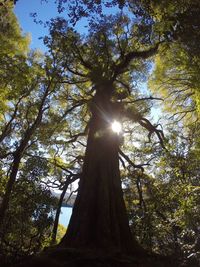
113, 43, 160, 79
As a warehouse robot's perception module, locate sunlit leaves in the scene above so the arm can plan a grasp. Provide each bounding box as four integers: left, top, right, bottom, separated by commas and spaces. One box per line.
149, 42, 199, 123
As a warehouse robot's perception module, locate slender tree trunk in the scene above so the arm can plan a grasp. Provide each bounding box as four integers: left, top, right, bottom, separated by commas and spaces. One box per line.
0, 84, 51, 226
51, 181, 69, 245
60, 88, 140, 254
0, 151, 21, 225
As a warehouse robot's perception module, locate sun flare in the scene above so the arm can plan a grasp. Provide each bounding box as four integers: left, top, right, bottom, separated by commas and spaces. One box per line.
111, 120, 122, 134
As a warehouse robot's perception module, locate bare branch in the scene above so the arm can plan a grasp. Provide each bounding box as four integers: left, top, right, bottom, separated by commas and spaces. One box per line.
124, 108, 166, 149
119, 156, 126, 169
119, 149, 144, 171
169, 109, 196, 120
124, 96, 163, 104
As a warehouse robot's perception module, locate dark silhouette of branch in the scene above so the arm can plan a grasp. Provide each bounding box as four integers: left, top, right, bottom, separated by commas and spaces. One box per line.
119, 150, 156, 172
125, 96, 163, 104
119, 149, 144, 171
113, 43, 160, 79
124, 108, 166, 149
169, 109, 196, 120
51, 174, 79, 244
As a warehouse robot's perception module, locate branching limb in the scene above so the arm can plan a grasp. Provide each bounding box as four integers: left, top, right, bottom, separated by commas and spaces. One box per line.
65, 65, 88, 78
0, 92, 31, 144
169, 109, 196, 120
116, 79, 131, 95
124, 96, 163, 104
112, 43, 160, 79
124, 108, 166, 149
119, 149, 144, 171
139, 117, 165, 148
119, 149, 156, 172
73, 42, 92, 70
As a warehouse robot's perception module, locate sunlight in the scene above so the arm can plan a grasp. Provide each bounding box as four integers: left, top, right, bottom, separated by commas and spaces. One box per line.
111, 120, 122, 134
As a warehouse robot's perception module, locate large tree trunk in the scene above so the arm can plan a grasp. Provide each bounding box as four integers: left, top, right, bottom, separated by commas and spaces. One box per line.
60, 88, 140, 254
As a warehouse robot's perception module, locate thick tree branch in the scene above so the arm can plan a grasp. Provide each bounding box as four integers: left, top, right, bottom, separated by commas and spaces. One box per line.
73, 42, 92, 70
113, 43, 160, 79
65, 65, 88, 78
124, 108, 165, 149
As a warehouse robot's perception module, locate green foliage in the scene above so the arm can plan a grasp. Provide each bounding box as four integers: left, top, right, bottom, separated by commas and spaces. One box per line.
0, 2, 30, 57
124, 124, 200, 264
0, 1, 200, 265
0, 157, 57, 263
149, 42, 200, 122
56, 224, 67, 243
146, 0, 200, 124
0, 4, 30, 119
0, 6, 80, 264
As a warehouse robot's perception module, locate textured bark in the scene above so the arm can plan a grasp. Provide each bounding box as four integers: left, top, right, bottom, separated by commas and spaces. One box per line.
60, 88, 140, 254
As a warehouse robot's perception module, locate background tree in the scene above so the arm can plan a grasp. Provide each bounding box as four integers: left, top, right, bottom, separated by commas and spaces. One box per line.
122, 121, 200, 265
0, 157, 57, 265
149, 42, 200, 123
0, 4, 81, 262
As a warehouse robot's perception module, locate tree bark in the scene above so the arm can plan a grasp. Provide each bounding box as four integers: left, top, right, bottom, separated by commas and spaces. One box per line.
60, 88, 140, 254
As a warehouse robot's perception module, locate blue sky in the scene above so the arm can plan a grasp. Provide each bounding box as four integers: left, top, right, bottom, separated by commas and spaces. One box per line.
14, 0, 60, 51
14, 0, 120, 51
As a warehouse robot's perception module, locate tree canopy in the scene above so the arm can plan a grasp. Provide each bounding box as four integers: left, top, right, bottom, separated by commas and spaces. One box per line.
0, 1, 200, 266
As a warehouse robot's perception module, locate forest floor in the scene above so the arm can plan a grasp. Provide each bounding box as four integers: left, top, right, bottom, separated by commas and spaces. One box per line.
11, 247, 193, 267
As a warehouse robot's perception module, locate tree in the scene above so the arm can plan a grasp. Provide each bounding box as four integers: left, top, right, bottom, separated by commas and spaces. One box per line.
0, 7, 84, 260
121, 120, 200, 266
42, 14, 165, 255
0, 52, 58, 225
2, 1, 200, 266
0, 2, 31, 224
133, 0, 200, 121
0, 157, 57, 265
0, 5, 73, 226
51, 170, 79, 245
